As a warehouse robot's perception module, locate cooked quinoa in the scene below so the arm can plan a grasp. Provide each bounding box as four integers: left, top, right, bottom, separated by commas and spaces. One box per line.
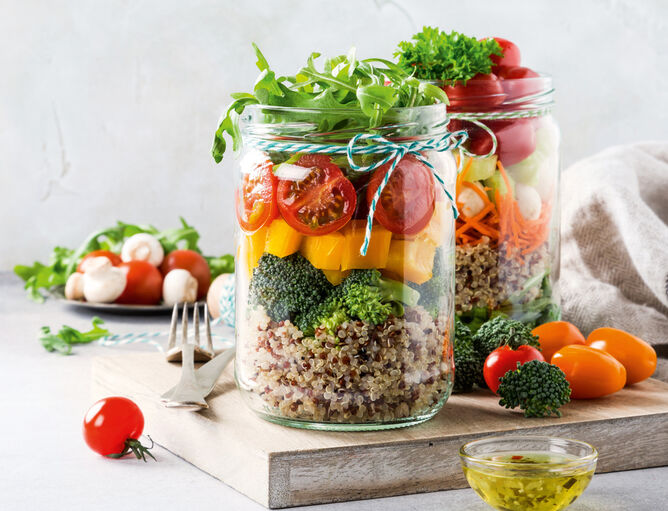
237, 306, 451, 423
455, 238, 550, 313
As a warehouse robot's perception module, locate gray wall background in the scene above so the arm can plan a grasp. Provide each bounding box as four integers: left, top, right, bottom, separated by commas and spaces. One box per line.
2, 0, 667, 268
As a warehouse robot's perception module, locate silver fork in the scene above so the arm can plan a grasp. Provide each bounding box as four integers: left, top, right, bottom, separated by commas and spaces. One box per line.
165, 303, 214, 362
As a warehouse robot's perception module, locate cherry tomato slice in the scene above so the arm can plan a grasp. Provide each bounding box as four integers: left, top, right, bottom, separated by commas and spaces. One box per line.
483, 345, 545, 394
443, 73, 505, 109
490, 37, 521, 68
77, 250, 122, 272
366, 154, 435, 235
237, 156, 278, 233
277, 154, 356, 236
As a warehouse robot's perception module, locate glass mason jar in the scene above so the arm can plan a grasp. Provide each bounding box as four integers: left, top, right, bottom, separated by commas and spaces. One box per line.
234, 104, 457, 430
444, 74, 560, 330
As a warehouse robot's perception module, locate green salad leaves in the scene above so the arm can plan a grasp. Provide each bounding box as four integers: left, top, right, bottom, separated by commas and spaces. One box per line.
395, 27, 502, 84
39, 317, 111, 355
212, 44, 448, 163
14, 218, 234, 302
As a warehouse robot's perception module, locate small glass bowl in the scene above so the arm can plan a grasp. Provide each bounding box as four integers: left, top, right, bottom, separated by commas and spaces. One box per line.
460, 435, 598, 511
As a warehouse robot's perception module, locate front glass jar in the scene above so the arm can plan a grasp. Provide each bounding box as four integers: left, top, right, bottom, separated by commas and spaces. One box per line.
234, 104, 457, 430
446, 75, 560, 331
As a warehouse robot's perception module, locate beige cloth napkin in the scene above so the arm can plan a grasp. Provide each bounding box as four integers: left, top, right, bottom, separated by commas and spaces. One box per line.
561, 142, 668, 347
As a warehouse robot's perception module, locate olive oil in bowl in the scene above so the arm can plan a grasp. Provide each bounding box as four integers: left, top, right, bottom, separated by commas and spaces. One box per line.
460, 437, 598, 511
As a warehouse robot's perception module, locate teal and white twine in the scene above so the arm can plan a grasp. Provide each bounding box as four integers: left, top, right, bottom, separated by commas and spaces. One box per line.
246, 130, 468, 256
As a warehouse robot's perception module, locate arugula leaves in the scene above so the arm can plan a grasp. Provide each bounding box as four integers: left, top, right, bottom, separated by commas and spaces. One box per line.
211, 45, 448, 163
395, 27, 502, 85
39, 317, 111, 355
14, 218, 233, 302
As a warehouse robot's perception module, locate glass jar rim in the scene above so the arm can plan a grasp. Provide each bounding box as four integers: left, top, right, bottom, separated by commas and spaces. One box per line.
242, 102, 447, 116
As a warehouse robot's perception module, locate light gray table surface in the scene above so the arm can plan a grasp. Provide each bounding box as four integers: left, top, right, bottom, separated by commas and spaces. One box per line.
1, 272, 666, 511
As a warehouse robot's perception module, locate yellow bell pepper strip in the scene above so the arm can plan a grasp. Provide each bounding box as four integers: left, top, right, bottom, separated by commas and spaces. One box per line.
264, 219, 303, 258
341, 220, 392, 271
385, 238, 436, 285
322, 269, 349, 286
300, 232, 345, 270
239, 225, 268, 278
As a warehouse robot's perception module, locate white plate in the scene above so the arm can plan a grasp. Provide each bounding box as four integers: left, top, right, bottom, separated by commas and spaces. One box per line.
60, 298, 205, 314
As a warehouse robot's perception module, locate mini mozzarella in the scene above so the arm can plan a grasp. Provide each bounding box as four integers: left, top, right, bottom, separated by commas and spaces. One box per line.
82, 257, 127, 303
457, 182, 486, 218
121, 233, 164, 266
515, 183, 542, 221
162, 269, 198, 306
64, 272, 85, 300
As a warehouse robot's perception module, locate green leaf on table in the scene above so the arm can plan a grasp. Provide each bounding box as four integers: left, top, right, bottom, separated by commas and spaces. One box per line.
39, 317, 111, 355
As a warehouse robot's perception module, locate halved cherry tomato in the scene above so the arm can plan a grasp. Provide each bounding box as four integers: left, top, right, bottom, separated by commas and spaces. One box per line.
237, 156, 278, 233
161, 249, 211, 299
116, 261, 163, 305
77, 250, 122, 272
277, 154, 356, 235
532, 321, 586, 363
496, 65, 542, 101
586, 328, 657, 385
484, 345, 545, 393
443, 73, 505, 109
551, 345, 626, 399
490, 37, 521, 69
366, 154, 435, 235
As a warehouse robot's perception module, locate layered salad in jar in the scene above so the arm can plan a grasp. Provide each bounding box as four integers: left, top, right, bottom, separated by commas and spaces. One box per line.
396, 29, 560, 332
212, 46, 457, 427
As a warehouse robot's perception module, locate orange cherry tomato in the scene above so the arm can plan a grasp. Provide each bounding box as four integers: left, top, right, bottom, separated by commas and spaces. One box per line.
586, 328, 657, 385
532, 321, 586, 362
551, 345, 626, 399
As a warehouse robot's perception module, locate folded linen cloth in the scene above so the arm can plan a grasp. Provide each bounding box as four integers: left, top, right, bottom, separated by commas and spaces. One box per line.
561, 142, 668, 347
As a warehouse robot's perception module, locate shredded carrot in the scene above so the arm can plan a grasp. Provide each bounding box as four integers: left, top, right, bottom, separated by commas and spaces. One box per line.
456, 160, 551, 259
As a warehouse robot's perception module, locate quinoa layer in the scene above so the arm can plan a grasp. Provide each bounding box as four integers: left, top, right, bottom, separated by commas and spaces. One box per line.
455, 238, 550, 312
237, 306, 451, 423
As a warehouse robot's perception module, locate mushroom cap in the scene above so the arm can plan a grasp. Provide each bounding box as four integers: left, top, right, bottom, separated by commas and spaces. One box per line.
162, 268, 198, 306
121, 233, 165, 266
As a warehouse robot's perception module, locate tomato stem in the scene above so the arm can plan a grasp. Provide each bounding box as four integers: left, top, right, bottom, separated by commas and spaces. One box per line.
106, 436, 156, 462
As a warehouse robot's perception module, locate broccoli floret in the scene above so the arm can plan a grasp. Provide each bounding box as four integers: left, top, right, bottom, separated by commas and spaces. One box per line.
472, 315, 540, 361
409, 247, 448, 317
497, 360, 571, 418
338, 269, 420, 324
249, 253, 333, 322
295, 295, 349, 336
453, 318, 483, 393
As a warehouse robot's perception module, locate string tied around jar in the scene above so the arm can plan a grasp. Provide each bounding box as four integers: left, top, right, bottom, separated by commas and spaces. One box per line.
246, 130, 469, 256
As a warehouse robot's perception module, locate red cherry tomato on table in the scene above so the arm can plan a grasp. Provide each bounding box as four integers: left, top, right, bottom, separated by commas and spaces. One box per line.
443, 73, 505, 109
483, 345, 545, 393
237, 156, 278, 233
77, 250, 122, 272
366, 154, 435, 235
83, 397, 153, 460
161, 249, 211, 299
532, 321, 586, 363
551, 345, 627, 399
116, 261, 163, 305
586, 328, 657, 385
277, 154, 356, 235
489, 37, 521, 69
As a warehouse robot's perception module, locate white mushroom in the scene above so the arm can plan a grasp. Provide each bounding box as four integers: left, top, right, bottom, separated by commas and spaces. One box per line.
515, 183, 542, 221
162, 269, 198, 306
82, 257, 127, 303
456, 182, 486, 218
64, 272, 85, 300
121, 233, 164, 266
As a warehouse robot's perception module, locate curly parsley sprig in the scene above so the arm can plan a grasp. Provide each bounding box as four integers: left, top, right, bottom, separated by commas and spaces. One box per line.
395, 27, 502, 85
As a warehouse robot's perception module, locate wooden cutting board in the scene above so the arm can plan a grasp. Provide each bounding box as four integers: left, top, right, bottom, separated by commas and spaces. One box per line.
92, 353, 668, 509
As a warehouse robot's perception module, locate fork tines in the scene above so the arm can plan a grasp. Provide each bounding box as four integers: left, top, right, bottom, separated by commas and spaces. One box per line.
165, 302, 214, 363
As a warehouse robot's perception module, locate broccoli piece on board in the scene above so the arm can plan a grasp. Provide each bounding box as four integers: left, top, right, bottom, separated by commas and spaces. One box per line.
497, 360, 571, 418
249, 253, 332, 322
472, 315, 540, 361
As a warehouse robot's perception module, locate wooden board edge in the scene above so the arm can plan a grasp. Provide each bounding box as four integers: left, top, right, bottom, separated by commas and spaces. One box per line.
267, 413, 668, 508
